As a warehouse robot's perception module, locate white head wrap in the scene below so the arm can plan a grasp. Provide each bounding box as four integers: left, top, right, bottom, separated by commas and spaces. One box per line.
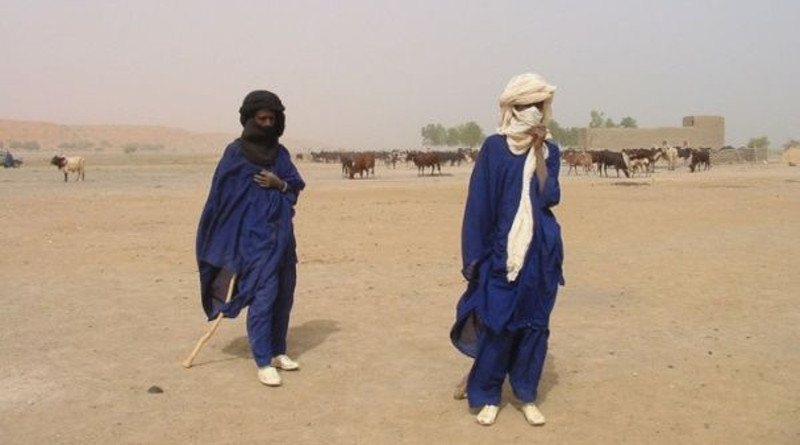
497, 72, 556, 154
498, 73, 557, 281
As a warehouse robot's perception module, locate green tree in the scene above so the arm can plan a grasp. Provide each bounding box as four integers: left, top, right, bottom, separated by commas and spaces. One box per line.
458, 121, 485, 148
445, 127, 460, 146
589, 110, 606, 128
590, 110, 638, 129
747, 136, 770, 149
421, 123, 447, 146
550, 120, 580, 147
619, 116, 638, 128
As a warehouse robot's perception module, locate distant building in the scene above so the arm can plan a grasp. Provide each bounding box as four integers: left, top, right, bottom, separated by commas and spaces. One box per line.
578, 115, 724, 150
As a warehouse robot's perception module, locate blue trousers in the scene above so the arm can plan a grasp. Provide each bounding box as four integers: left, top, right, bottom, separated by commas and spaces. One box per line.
467, 327, 549, 408
247, 263, 296, 367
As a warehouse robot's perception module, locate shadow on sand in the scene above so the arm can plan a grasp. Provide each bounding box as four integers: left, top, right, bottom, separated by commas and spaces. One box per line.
219, 318, 341, 361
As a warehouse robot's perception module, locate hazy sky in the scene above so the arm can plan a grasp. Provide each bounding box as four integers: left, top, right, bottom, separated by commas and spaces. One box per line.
1, 1, 798, 149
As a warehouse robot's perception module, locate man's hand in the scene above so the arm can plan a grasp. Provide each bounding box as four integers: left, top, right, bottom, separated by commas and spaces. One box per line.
531, 124, 547, 150
254, 169, 285, 190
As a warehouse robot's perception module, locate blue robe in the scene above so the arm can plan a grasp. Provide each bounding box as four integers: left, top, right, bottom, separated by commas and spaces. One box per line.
3, 151, 14, 168
196, 140, 305, 322
451, 135, 564, 358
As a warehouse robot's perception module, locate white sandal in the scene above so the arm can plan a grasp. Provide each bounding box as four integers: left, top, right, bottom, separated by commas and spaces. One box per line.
271, 354, 300, 371
521, 403, 546, 426
476, 405, 499, 426
257, 366, 282, 386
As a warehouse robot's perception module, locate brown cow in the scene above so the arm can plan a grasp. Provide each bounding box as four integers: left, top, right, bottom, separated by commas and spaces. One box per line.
347, 152, 376, 179
407, 152, 441, 176
563, 149, 593, 175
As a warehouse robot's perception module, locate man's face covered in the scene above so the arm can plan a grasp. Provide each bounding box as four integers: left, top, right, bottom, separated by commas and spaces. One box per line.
507, 104, 544, 137
238, 90, 286, 166
239, 90, 286, 136
242, 114, 280, 150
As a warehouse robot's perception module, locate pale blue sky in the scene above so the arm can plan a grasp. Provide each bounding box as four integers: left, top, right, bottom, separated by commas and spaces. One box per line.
1, 1, 798, 149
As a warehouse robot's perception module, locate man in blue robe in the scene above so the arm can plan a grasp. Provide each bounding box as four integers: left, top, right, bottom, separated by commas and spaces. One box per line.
4, 150, 15, 168
196, 90, 306, 386
450, 73, 564, 426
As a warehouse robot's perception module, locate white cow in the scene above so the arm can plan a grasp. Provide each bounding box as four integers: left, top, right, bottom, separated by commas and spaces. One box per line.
50, 155, 85, 182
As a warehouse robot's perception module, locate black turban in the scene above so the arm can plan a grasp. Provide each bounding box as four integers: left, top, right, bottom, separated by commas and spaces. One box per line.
238, 90, 286, 136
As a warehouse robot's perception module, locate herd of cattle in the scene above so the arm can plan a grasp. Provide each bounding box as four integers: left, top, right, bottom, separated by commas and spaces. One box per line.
306, 145, 725, 179
7, 144, 755, 183
306, 148, 476, 179
562, 146, 714, 178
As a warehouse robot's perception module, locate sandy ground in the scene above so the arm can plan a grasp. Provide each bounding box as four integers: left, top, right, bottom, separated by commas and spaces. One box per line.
1, 154, 798, 445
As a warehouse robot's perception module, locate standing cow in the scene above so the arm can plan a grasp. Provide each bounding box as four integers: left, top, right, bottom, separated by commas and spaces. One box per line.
596, 150, 630, 178
347, 152, 376, 179
407, 152, 441, 176
50, 155, 86, 182
689, 149, 711, 172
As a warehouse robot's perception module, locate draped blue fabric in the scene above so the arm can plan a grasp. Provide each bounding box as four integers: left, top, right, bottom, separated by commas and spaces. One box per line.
3, 151, 15, 168
451, 135, 564, 358
196, 140, 305, 321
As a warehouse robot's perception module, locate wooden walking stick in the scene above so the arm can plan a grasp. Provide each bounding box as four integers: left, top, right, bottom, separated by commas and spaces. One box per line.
183, 274, 237, 368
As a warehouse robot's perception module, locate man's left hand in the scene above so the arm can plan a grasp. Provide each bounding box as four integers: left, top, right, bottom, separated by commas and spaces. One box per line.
531, 124, 547, 150
254, 169, 285, 190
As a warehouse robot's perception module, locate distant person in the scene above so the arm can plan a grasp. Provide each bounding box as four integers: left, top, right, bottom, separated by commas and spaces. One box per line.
4, 150, 15, 168
196, 90, 306, 386
450, 72, 565, 426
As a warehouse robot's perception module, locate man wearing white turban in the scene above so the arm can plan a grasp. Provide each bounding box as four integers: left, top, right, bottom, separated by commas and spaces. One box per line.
450, 73, 565, 426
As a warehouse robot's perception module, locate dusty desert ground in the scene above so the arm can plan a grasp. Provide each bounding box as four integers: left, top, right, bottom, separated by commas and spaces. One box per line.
1, 153, 798, 445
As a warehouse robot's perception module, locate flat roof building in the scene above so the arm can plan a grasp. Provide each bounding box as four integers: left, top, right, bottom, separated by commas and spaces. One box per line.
578, 116, 724, 150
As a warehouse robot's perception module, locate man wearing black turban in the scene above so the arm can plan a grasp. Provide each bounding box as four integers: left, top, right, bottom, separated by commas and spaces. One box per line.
196, 90, 306, 386
238, 90, 286, 167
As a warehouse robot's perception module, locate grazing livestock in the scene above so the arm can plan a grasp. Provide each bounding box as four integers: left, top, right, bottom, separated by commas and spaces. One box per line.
562, 149, 593, 175
676, 146, 692, 164
596, 150, 630, 178
340, 153, 354, 177
309, 150, 342, 163
50, 155, 85, 182
407, 152, 441, 176
347, 152, 376, 179
661, 146, 678, 171
689, 148, 711, 172
436, 149, 468, 166
629, 157, 651, 177
623, 148, 662, 173
380, 150, 401, 169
